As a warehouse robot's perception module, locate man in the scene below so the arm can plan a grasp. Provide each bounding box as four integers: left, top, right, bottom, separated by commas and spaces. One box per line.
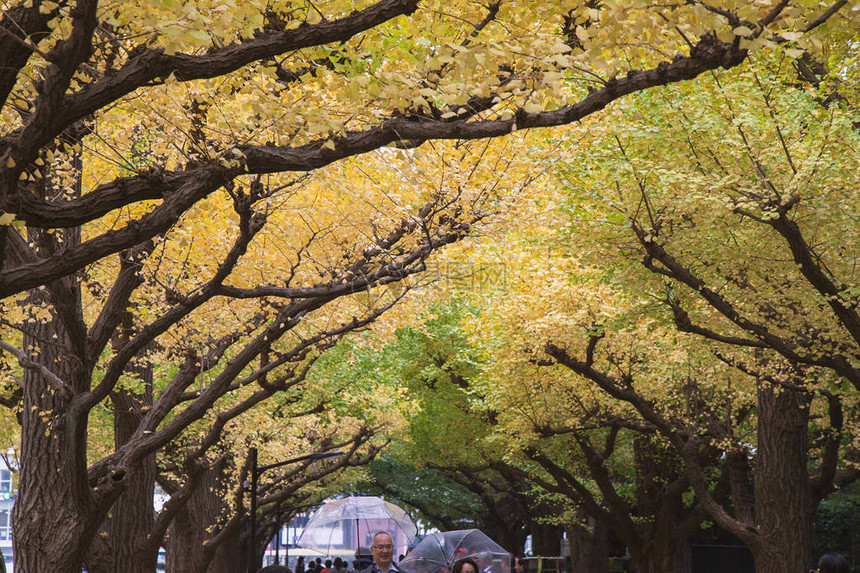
360, 532, 402, 573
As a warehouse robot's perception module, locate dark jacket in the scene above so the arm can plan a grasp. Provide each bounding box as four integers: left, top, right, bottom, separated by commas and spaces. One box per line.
359, 562, 404, 573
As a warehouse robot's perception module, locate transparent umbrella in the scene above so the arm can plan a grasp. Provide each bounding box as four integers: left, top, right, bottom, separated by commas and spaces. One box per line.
297, 496, 418, 563
399, 530, 511, 573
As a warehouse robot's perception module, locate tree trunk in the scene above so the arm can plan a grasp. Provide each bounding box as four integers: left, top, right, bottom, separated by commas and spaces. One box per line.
9, 151, 106, 573
624, 437, 693, 573
101, 389, 158, 573
492, 521, 528, 559
750, 383, 813, 573
628, 539, 691, 573
166, 461, 235, 573
530, 522, 564, 556
82, 318, 160, 573
207, 526, 247, 573
11, 286, 93, 573
480, 493, 530, 558
568, 515, 609, 573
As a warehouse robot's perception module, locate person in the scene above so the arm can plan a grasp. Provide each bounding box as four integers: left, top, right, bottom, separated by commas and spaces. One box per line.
816, 553, 850, 573
453, 557, 480, 573
308, 560, 319, 573
512, 557, 527, 573
360, 531, 403, 573
321, 559, 333, 573
296, 556, 306, 573
334, 557, 348, 573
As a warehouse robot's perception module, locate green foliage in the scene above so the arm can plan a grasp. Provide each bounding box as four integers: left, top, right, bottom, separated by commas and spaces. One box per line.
391, 302, 500, 465
297, 334, 401, 424
813, 486, 860, 560
358, 453, 486, 531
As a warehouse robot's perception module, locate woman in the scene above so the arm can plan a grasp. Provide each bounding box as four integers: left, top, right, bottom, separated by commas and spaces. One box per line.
452, 558, 480, 573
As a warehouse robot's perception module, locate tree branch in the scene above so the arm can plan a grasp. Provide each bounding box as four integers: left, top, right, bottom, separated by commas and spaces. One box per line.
1, 32, 749, 297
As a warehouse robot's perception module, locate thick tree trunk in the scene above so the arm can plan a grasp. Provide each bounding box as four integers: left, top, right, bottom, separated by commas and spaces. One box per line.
568, 515, 609, 573
101, 389, 158, 573
9, 151, 106, 573
628, 539, 691, 573
207, 526, 247, 573
530, 522, 564, 556
624, 438, 693, 573
13, 370, 89, 573
491, 522, 528, 559
83, 320, 159, 573
481, 494, 530, 558
12, 288, 93, 573
750, 383, 813, 573
166, 461, 235, 573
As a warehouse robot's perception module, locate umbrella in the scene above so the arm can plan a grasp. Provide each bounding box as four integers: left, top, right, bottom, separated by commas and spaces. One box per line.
297, 496, 418, 561
400, 530, 511, 573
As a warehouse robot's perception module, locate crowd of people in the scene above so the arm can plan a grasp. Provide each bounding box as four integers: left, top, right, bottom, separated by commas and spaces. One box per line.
260, 532, 528, 573
261, 531, 852, 573
293, 556, 352, 573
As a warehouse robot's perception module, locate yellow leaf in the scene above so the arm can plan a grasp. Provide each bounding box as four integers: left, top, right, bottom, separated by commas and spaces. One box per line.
5, 156, 14, 168
0, 212, 16, 226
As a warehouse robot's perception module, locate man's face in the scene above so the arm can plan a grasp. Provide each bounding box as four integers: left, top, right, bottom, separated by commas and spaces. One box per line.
371, 533, 395, 567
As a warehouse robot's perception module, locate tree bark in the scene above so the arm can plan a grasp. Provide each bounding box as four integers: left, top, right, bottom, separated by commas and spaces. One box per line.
207, 525, 247, 573
633, 495, 693, 573
749, 382, 813, 573
100, 389, 158, 573
628, 540, 690, 573
12, 284, 94, 573
567, 515, 609, 573
166, 460, 236, 573
629, 438, 693, 573
530, 522, 564, 556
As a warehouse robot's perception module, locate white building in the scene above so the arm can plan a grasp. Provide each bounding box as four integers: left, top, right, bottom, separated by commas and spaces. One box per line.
0, 467, 14, 573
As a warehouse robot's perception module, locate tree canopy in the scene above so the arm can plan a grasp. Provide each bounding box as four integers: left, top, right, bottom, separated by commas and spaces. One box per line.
0, 0, 857, 572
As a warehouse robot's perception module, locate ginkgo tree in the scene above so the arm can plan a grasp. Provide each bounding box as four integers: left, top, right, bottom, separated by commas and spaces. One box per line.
542, 48, 860, 572
447, 224, 729, 573
337, 302, 568, 557
407, 37, 860, 572
0, 1, 855, 572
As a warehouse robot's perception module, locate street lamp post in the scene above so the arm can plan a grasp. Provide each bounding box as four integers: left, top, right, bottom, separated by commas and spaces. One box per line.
273, 502, 281, 565
247, 448, 344, 573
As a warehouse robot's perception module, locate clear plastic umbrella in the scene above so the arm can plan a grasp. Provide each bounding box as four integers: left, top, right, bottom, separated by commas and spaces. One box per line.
297, 496, 418, 561
399, 530, 511, 573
